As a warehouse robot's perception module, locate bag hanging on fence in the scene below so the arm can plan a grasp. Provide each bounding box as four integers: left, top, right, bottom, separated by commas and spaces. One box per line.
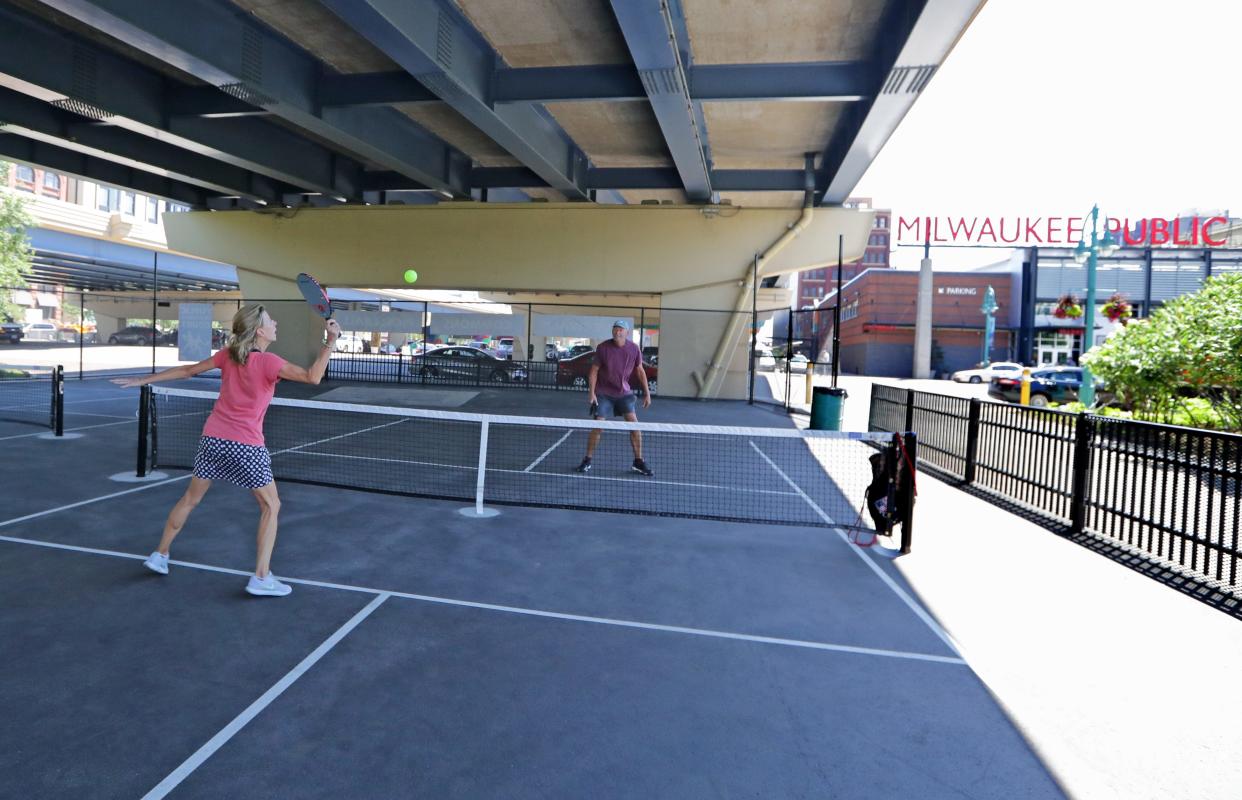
861, 450, 914, 541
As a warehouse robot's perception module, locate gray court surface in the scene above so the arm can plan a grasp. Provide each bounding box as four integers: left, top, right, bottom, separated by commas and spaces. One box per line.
311, 385, 479, 407
0, 377, 1066, 799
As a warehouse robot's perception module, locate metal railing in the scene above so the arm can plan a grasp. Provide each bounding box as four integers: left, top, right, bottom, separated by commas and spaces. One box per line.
870, 385, 1242, 607
325, 352, 656, 395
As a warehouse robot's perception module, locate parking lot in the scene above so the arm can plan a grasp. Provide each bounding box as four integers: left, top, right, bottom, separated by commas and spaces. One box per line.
0, 341, 194, 376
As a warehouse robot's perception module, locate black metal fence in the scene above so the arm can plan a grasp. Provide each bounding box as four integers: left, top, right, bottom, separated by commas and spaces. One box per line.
870, 384, 1242, 608
326, 352, 657, 395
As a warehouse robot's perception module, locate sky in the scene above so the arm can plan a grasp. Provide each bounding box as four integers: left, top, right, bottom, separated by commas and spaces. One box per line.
852, 0, 1242, 267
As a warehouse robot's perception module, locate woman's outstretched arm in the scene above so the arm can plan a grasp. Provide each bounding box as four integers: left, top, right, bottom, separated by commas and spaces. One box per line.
111, 356, 217, 388
277, 319, 341, 385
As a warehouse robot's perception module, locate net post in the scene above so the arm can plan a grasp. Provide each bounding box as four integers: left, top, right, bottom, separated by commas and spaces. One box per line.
53, 365, 64, 435
899, 432, 917, 554
137, 385, 151, 477
749, 253, 757, 405
1069, 414, 1094, 533
78, 289, 85, 379
904, 389, 915, 433
475, 420, 489, 514
963, 398, 981, 484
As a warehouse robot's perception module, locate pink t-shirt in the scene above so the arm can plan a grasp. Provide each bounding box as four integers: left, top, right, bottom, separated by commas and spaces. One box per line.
594, 339, 642, 397
202, 349, 286, 446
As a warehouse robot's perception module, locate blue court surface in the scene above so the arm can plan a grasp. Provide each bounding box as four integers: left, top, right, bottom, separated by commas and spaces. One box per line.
0, 377, 1065, 798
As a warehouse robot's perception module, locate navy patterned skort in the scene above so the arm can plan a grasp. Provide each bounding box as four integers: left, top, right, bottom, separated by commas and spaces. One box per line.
192, 436, 274, 489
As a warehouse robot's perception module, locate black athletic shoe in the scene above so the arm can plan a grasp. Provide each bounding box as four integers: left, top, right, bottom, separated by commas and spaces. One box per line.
575, 457, 593, 473
631, 458, 654, 477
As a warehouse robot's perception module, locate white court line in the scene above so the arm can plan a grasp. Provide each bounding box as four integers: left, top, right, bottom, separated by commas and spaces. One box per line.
0, 475, 190, 529
524, 430, 573, 472
62, 411, 133, 420
0, 533, 965, 666
140, 593, 390, 800
0, 422, 120, 442
0, 409, 207, 442
749, 440, 962, 657
61, 396, 137, 405
273, 417, 412, 456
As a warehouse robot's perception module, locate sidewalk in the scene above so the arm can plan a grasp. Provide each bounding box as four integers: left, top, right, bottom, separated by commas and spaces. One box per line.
837, 376, 1242, 799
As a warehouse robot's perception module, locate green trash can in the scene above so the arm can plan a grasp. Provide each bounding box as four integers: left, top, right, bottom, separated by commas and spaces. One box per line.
810, 386, 847, 430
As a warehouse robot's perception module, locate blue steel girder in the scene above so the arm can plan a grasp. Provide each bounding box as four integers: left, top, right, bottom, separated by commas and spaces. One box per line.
314, 63, 868, 108
367, 167, 822, 193
165, 86, 269, 119
609, 0, 712, 202
0, 4, 360, 199
33, 0, 471, 198
321, 0, 593, 201
818, 0, 981, 204
0, 133, 209, 207
0, 85, 283, 202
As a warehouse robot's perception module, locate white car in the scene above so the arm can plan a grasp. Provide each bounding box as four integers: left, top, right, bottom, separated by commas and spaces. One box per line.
787, 354, 810, 373
334, 334, 366, 353
22, 321, 60, 342
951, 361, 1023, 384
755, 350, 777, 371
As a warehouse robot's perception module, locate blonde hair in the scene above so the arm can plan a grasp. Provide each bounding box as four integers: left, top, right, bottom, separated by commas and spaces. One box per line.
226, 304, 266, 365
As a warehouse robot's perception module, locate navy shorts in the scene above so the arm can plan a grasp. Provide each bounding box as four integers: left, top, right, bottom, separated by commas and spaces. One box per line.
192, 436, 274, 489
595, 392, 637, 418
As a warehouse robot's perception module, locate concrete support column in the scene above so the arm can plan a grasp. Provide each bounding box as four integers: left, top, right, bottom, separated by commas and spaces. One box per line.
913, 249, 934, 379
235, 268, 325, 370
662, 284, 742, 399
94, 314, 122, 339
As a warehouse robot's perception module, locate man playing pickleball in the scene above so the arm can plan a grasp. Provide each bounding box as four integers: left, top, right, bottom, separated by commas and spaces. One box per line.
575, 319, 654, 476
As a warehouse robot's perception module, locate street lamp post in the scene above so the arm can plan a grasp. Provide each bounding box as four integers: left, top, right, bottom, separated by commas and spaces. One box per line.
1072, 204, 1119, 407
979, 285, 997, 367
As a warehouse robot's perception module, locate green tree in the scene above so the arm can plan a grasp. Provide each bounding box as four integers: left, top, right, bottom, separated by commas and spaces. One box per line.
1082, 273, 1242, 430
0, 161, 35, 322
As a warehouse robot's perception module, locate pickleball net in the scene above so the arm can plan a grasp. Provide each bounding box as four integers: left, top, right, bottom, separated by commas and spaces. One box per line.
140, 386, 913, 536
0, 366, 62, 433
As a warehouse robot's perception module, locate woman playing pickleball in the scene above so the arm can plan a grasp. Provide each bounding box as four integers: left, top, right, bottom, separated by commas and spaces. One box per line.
113, 305, 340, 597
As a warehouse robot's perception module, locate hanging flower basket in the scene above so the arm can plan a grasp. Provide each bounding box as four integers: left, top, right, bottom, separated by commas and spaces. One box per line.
1053, 294, 1083, 319
1102, 292, 1133, 323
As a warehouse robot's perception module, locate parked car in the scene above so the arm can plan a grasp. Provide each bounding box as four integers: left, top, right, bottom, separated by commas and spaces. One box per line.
495, 337, 515, 359
21, 321, 59, 342
952, 361, 1023, 384
786, 353, 810, 373
59, 323, 98, 344
755, 349, 777, 371
642, 346, 659, 366
988, 366, 1106, 407
566, 344, 595, 358
556, 351, 657, 395
408, 346, 528, 382
377, 343, 401, 355
107, 326, 160, 345
1, 321, 23, 343
544, 344, 569, 361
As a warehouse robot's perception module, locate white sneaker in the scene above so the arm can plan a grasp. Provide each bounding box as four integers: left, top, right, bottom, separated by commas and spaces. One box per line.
143, 551, 169, 575
245, 574, 292, 597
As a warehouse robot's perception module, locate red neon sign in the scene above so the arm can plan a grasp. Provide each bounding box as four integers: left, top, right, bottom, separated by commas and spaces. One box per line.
896, 215, 1230, 247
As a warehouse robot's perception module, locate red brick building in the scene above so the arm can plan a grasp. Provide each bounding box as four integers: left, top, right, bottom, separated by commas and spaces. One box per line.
794, 197, 890, 309
791, 198, 890, 355
822, 268, 1018, 377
